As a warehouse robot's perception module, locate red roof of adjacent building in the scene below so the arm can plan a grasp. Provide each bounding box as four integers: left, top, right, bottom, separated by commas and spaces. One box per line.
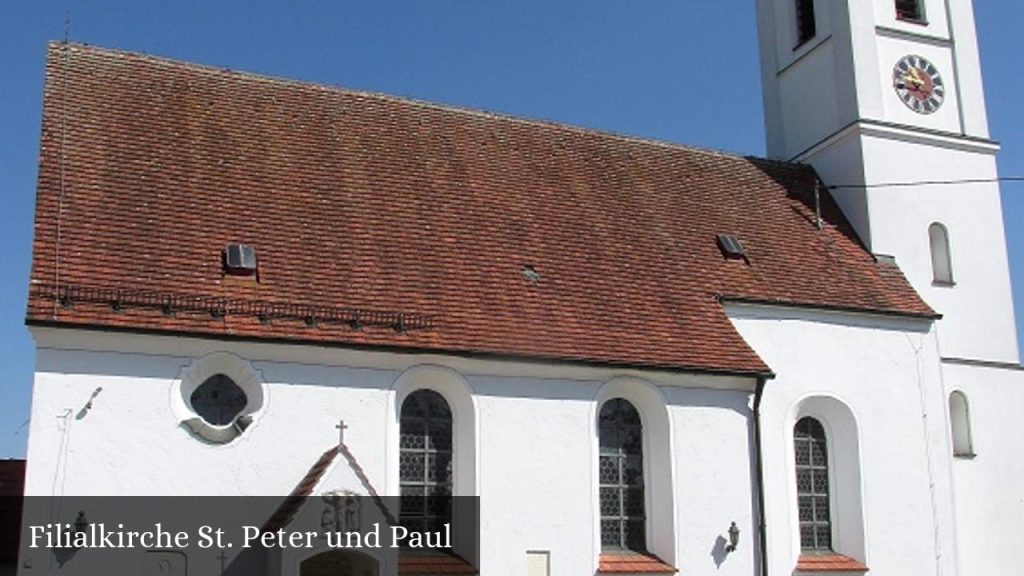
0, 460, 26, 563
26, 44, 935, 376
796, 553, 869, 572
598, 552, 677, 573
263, 443, 399, 533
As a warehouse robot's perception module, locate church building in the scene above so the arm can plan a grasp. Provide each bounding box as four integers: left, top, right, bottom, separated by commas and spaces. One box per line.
20, 0, 1023, 574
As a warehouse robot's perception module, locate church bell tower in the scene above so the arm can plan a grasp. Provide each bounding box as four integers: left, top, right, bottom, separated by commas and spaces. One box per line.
756, 0, 1018, 363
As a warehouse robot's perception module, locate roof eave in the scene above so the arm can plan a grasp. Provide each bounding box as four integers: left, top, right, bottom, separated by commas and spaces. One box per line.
25, 318, 776, 381
717, 295, 941, 321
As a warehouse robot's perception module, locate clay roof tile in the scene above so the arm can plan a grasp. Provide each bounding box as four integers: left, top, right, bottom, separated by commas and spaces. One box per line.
26, 44, 936, 376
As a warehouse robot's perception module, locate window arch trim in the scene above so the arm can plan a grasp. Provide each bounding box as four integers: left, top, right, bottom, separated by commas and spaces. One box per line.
592, 377, 676, 566
788, 395, 867, 566
388, 365, 478, 498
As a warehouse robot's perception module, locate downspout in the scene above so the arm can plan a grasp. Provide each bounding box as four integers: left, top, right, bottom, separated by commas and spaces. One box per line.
753, 375, 770, 576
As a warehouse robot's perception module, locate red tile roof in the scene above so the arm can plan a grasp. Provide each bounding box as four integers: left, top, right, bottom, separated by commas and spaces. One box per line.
262, 446, 340, 533
598, 552, 677, 573
795, 553, 868, 572
27, 44, 935, 375
263, 443, 399, 533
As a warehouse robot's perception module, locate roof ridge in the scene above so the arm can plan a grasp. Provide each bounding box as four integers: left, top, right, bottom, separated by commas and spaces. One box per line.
50, 41, 779, 165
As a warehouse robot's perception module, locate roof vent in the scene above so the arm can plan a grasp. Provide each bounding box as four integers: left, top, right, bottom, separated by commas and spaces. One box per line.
224, 244, 258, 276
522, 265, 541, 283
716, 234, 747, 260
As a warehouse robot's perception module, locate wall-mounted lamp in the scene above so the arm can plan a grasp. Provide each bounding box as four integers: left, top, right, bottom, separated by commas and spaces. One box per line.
725, 521, 740, 552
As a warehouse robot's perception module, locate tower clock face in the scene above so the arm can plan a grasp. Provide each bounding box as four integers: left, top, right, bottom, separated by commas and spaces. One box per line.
893, 55, 945, 114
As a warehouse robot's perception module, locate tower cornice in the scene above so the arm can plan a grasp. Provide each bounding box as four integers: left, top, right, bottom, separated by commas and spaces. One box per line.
793, 118, 999, 164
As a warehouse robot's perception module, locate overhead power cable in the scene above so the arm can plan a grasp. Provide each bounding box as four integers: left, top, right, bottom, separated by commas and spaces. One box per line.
826, 176, 1024, 190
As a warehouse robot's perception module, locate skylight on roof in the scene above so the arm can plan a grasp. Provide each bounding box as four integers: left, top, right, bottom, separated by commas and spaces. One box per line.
717, 234, 747, 260
224, 244, 258, 276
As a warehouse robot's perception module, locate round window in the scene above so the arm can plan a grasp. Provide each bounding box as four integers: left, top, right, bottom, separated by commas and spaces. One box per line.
172, 353, 266, 444
190, 374, 248, 426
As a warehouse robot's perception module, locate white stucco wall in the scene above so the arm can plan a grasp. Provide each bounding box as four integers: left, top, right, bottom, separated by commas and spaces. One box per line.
757, 0, 851, 160
865, 0, 990, 138
859, 134, 1018, 363
25, 307, 1023, 576
24, 327, 760, 576
727, 303, 959, 576
941, 361, 1024, 576
663, 386, 755, 575
800, 126, 1018, 365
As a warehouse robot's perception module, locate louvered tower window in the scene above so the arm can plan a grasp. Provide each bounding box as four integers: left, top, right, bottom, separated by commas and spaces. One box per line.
795, 417, 832, 551
896, 0, 925, 22
399, 390, 453, 534
795, 0, 816, 45
599, 399, 646, 551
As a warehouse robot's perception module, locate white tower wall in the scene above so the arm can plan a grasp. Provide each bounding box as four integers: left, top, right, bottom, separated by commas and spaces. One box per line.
757, 0, 1017, 363
756, 1, 1024, 574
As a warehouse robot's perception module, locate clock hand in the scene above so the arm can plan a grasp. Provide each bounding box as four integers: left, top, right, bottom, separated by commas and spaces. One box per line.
902, 73, 924, 92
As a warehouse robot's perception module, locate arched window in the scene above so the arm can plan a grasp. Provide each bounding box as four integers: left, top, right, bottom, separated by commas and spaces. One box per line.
929, 222, 954, 285
795, 417, 831, 551
599, 398, 645, 551
399, 390, 453, 533
949, 391, 974, 457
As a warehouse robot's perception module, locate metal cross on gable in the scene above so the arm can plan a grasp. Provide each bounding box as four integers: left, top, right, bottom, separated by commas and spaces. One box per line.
217, 550, 228, 574
336, 420, 348, 446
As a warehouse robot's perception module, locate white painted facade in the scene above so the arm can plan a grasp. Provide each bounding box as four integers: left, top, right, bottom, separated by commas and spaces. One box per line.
24, 327, 759, 576
727, 304, 956, 575
756, 0, 1018, 361
21, 1, 1024, 575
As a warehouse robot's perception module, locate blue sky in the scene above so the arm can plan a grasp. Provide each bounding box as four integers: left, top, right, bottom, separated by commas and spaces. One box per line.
1, 1, 1021, 458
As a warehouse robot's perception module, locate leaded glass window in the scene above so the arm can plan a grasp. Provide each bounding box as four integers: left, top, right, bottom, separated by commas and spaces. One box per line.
190, 374, 247, 426
399, 390, 452, 535
599, 399, 645, 551
795, 417, 831, 551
